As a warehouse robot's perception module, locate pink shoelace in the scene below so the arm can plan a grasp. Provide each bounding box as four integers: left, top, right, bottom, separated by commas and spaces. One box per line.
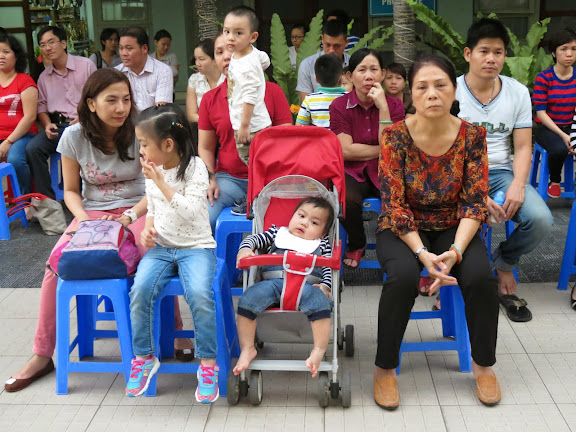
199, 365, 215, 385
130, 359, 145, 379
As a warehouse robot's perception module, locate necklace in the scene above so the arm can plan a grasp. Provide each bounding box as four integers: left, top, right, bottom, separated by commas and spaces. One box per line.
465, 74, 496, 107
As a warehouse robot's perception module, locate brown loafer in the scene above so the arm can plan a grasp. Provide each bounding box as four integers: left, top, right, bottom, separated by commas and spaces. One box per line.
476, 374, 501, 406
374, 376, 400, 410
4, 358, 55, 392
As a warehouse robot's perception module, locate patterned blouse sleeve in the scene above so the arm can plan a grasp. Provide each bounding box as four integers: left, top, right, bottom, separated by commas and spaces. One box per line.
379, 126, 416, 235
457, 125, 489, 222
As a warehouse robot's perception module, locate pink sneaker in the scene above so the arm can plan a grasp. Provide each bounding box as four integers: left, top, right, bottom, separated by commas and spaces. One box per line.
195, 364, 219, 404
125, 356, 160, 397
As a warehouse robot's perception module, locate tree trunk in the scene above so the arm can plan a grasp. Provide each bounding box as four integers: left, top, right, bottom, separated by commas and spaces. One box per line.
196, 0, 219, 40
393, 0, 416, 72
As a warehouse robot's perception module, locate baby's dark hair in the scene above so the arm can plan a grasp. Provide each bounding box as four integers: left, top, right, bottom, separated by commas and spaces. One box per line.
314, 54, 343, 87
227, 5, 259, 32
293, 196, 335, 235
135, 103, 197, 181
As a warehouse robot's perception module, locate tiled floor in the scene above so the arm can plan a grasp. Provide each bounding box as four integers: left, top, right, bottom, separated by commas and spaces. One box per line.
1, 282, 576, 431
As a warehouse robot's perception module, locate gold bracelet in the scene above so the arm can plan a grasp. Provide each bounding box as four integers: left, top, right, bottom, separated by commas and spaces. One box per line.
4, 138, 13, 145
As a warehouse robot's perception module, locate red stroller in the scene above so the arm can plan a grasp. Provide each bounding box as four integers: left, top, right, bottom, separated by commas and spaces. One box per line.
227, 126, 354, 407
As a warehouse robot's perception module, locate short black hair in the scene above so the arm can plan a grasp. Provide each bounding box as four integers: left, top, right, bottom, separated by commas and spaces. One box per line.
465, 18, 509, 51
294, 197, 335, 235
154, 29, 172, 42
291, 23, 309, 34
385, 62, 407, 81
118, 27, 149, 48
548, 29, 576, 62
37, 26, 67, 44
314, 54, 342, 87
99, 28, 118, 50
322, 20, 348, 39
227, 5, 259, 33
0, 27, 7, 36
348, 49, 385, 73
196, 38, 215, 59
408, 55, 457, 90
325, 9, 350, 25
0, 34, 28, 73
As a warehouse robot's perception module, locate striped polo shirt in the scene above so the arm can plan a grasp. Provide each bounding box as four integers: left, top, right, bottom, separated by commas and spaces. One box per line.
296, 87, 347, 128
533, 66, 576, 125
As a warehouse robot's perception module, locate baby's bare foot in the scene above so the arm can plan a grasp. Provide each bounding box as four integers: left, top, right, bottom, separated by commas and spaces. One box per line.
233, 347, 258, 376
305, 347, 326, 378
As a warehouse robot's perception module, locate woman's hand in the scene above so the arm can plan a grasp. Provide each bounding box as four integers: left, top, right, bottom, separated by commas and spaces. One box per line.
486, 196, 506, 224
236, 248, 255, 268
207, 176, 220, 206
562, 132, 576, 155
100, 213, 131, 227
418, 251, 458, 295
73, 214, 91, 231
140, 157, 165, 184
0, 140, 11, 162
141, 226, 157, 249
368, 82, 389, 111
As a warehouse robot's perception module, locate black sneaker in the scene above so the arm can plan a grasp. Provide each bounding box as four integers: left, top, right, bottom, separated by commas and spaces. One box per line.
231, 197, 247, 216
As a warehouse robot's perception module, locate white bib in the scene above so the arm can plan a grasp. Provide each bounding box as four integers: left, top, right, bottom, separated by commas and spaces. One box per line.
274, 226, 321, 254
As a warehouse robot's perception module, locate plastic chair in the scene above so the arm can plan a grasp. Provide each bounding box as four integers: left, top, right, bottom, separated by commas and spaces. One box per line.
143, 258, 239, 396
529, 142, 575, 201
0, 162, 28, 240
214, 207, 253, 295
558, 199, 576, 291
50, 153, 64, 201
55, 278, 134, 395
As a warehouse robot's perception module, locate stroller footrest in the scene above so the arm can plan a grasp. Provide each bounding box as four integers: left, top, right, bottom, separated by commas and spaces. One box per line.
248, 359, 332, 372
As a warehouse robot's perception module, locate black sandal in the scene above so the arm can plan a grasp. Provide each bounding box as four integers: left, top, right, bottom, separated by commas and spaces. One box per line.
571, 285, 576, 311
499, 294, 532, 322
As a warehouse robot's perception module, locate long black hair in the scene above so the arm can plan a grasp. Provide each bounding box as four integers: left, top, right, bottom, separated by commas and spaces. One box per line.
134, 104, 197, 181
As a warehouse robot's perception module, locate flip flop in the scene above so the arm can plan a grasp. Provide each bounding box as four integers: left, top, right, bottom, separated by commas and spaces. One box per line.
499, 294, 532, 322
343, 249, 365, 269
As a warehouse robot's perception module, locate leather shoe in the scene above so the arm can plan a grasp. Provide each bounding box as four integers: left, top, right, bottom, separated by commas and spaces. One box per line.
174, 348, 194, 362
4, 358, 55, 392
476, 374, 501, 406
374, 375, 399, 410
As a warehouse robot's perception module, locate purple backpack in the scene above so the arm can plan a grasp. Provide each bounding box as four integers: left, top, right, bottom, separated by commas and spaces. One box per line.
48, 220, 140, 280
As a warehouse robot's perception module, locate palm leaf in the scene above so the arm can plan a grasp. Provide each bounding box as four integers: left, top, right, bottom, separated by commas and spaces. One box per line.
348, 25, 384, 55
270, 13, 298, 105
296, 10, 324, 70
368, 26, 394, 51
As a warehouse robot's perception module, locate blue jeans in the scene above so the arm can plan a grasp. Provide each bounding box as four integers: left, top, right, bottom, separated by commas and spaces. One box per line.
237, 278, 332, 321
489, 169, 553, 271
129, 246, 217, 358
7, 132, 35, 195
207, 171, 248, 233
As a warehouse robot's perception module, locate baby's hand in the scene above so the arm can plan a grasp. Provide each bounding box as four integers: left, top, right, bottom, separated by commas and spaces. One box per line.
141, 226, 157, 249
236, 248, 255, 268
314, 283, 331, 299
237, 126, 251, 144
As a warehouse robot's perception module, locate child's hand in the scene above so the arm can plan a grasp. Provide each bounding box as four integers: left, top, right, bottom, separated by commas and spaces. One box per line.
141, 226, 157, 249
140, 157, 165, 184
314, 283, 331, 299
237, 125, 251, 144
236, 248, 255, 268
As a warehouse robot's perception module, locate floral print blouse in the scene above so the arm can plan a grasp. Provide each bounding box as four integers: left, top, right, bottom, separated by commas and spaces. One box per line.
378, 120, 489, 236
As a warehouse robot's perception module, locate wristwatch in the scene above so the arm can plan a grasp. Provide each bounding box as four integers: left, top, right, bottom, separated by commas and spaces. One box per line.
414, 246, 428, 259
122, 209, 137, 224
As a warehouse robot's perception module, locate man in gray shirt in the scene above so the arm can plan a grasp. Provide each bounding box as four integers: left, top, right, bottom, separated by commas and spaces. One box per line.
296, 20, 350, 102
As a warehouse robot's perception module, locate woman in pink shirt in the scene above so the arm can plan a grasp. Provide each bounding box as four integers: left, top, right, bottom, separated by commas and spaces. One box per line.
329, 49, 405, 268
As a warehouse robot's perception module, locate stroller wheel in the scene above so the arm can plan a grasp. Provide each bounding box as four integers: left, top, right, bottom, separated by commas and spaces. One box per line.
318, 372, 330, 407
345, 325, 355, 357
248, 370, 263, 405
337, 328, 344, 351
341, 370, 352, 408
226, 369, 240, 405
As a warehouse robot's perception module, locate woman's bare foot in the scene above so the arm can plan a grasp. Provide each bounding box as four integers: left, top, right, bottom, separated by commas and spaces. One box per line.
305, 347, 326, 378
233, 346, 257, 375
12, 354, 51, 379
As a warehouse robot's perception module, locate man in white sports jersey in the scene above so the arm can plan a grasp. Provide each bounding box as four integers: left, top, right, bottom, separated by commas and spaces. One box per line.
456, 18, 553, 322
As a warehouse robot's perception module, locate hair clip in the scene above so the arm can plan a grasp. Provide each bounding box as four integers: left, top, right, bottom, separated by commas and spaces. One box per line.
171, 121, 184, 128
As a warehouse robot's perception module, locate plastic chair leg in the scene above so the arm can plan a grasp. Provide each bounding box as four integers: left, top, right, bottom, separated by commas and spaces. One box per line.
558, 200, 576, 291
56, 282, 72, 395
451, 288, 472, 373
440, 286, 455, 338
76, 295, 96, 358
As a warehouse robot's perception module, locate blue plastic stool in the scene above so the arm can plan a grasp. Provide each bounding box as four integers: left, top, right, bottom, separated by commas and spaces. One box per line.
529, 142, 575, 201
483, 220, 519, 281
558, 199, 576, 291
55, 278, 134, 395
340, 197, 381, 270
214, 207, 253, 296
144, 258, 240, 396
0, 162, 28, 240
50, 153, 64, 201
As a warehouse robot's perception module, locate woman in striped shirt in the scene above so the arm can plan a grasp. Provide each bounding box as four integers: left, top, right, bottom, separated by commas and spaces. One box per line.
533, 29, 576, 198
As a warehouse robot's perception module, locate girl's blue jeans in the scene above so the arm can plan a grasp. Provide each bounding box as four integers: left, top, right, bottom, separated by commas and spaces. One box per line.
129, 245, 217, 359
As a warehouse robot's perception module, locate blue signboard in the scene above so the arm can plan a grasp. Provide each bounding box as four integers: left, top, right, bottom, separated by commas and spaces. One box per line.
369, 0, 436, 17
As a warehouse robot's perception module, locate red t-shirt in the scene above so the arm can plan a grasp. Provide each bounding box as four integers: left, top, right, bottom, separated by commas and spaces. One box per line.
0, 73, 38, 140
198, 79, 292, 179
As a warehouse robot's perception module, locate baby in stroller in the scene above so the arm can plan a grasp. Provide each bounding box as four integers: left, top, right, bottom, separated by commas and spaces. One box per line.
233, 197, 334, 377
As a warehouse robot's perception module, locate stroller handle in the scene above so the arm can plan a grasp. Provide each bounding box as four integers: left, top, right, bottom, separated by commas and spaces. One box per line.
238, 242, 342, 271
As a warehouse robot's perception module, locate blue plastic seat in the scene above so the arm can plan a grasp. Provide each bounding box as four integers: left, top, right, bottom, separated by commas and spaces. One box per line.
50, 153, 64, 201
529, 142, 575, 201
55, 278, 134, 395
558, 199, 576, 291
0, 162, 28, 240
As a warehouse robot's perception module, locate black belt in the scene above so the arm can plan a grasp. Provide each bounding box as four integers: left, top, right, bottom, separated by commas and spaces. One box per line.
48, 112, 73, 124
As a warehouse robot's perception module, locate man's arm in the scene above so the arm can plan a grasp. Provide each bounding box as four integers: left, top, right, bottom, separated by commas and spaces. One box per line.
155, 63, 174, 104
505, 127, 532, 219
296, 57, 313, 102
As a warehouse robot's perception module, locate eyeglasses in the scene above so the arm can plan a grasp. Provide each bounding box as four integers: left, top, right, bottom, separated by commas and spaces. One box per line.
39, 39, 62, 50
291, 35, 304, 40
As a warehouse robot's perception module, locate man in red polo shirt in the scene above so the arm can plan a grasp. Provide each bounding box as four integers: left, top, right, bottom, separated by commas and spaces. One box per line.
198, 30, 292, 231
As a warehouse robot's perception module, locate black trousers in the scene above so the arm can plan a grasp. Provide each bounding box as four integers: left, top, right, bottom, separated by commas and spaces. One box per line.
534, 124, 571, 184
375, 227, 499, 369
25, 124, 68, 200
343, 173, 379, 251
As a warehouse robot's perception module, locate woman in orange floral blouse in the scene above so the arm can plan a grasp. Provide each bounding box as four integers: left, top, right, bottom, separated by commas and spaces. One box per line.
373, 56, 500, 410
